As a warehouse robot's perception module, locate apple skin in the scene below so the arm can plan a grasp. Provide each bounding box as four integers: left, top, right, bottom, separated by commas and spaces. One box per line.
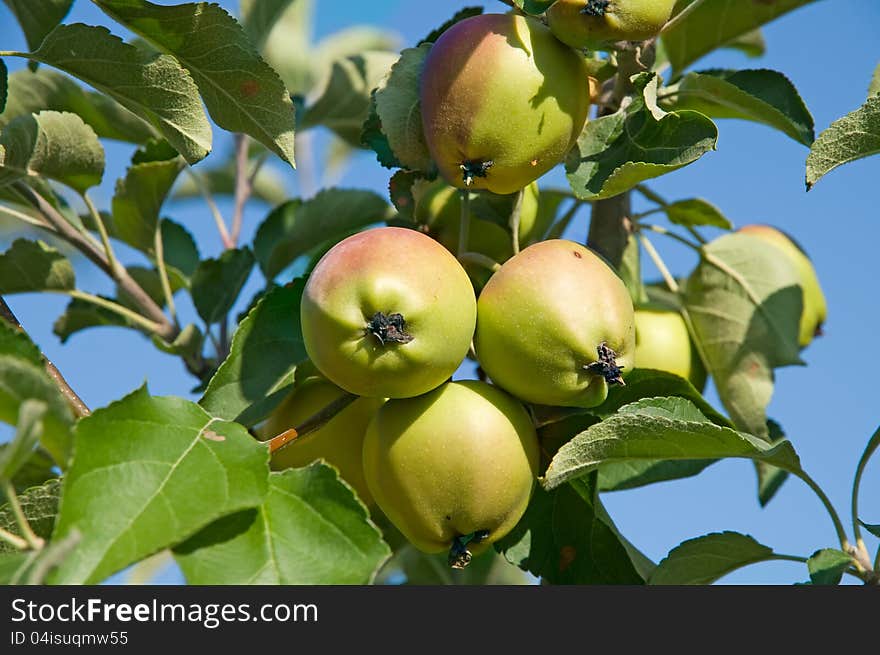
362, 380, 539, 557
261, 377, 383, 504
419, 13, 590, 195
474, 239, 636, 408
300, 227, 477, 398
738, 224, 827, 348
634, 305, 707, 391
547, 0, 677, 49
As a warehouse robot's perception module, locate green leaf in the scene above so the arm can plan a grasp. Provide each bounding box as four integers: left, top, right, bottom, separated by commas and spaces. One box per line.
174, 465, 390, 584
0, 447, 58, 502
2, 0, 73, 52
869, 62, 880, 98
26, 23, 212, 163
858, 520, 880, 538
361, 91, 402, 169
596, 368, 732, 427
723, 29, 766, 59
496, 474, 646, 584
111, 148, 185, 253
378, 545, 530, 585
0, 110, 104, 192
661, 0, 820, 74
0, 319, 73, 467
0, 530, 79, 584
0, 479, 60, 554
239, 0, 297, 51
0, 399, 45, 483
661, 69, 814, 146
663, 197, 732, 229
544, 397, 804, 491
253, 188, 388, 279
600, 458, 715, 493
566, 73, 717, 201
0, 239, 74, 293
200, 281, 306, 424
52, 296, 129, 343
302, 52, 398, 146
806, 95, 880, 190
684, 232, 803, 437
542, 368, 729, 492
807, 548, 851, 585
373, 44, 434, 172
756, 419, 790, 506
94, 0, 296, 166
649, 532, 775, 584
117, 265, 185, 312
190, 247, 255, 325
0, 67, 155, 143
511, 0, 555, 15
49, 385, 269, 584
420, 7, 484, 44
160, 218, 200, 280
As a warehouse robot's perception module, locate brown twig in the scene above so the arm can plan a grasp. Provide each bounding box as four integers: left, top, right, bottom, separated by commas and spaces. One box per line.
230, 134, 253, 247
266, 393, 358, 454
12, 182, 179, 343
0, 296, 91, 418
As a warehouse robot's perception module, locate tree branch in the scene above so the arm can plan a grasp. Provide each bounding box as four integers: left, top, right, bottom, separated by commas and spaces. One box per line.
12, 183, 178, 342
0, 295, 90, 418
267, 393, 359, 455
230, 134, 253, 246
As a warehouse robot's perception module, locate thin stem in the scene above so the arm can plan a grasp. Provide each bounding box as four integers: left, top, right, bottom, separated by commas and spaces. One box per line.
82, 192, 120, 277
639, 223, 703, 252
458, 190, 471, 256
0, 526, 29, 550
769, 553, 808, 564
459, 251, 502, 273
267, 393, 359, 455
638, 234, 679, 294
13, 183, 178, 341
0, 296, 90, 418
509, 188, 523, 255
851, 426, 879, 543
153, 228, 178, 326
794, 470, 850, 551
686, 225, 708, 245
0, 203, 54, 229
230, 134, 252, 247
185, 166, 232, 249
2, 481, 44, 549
630, 207, 664, 222
66, 290, 164, 334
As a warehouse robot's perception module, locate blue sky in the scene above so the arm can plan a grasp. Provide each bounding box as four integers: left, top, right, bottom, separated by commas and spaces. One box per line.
1, 0, 878, 585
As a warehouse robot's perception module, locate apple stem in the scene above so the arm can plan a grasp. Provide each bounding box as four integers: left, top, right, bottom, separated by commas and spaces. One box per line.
448, 530, 490, 569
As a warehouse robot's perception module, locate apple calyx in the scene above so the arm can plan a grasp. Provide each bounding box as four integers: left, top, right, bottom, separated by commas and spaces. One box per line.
582, 0, 611, 17
584, 341, 626, 386
448, 529, 491, 569
366, 312, 413, 346
460, 160, 494, 187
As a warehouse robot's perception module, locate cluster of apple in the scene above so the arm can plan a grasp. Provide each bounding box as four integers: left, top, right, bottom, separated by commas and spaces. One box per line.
262, 5, 827, 567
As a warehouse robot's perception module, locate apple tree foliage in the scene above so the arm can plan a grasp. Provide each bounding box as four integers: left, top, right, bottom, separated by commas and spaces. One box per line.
0, 0, 877, 585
